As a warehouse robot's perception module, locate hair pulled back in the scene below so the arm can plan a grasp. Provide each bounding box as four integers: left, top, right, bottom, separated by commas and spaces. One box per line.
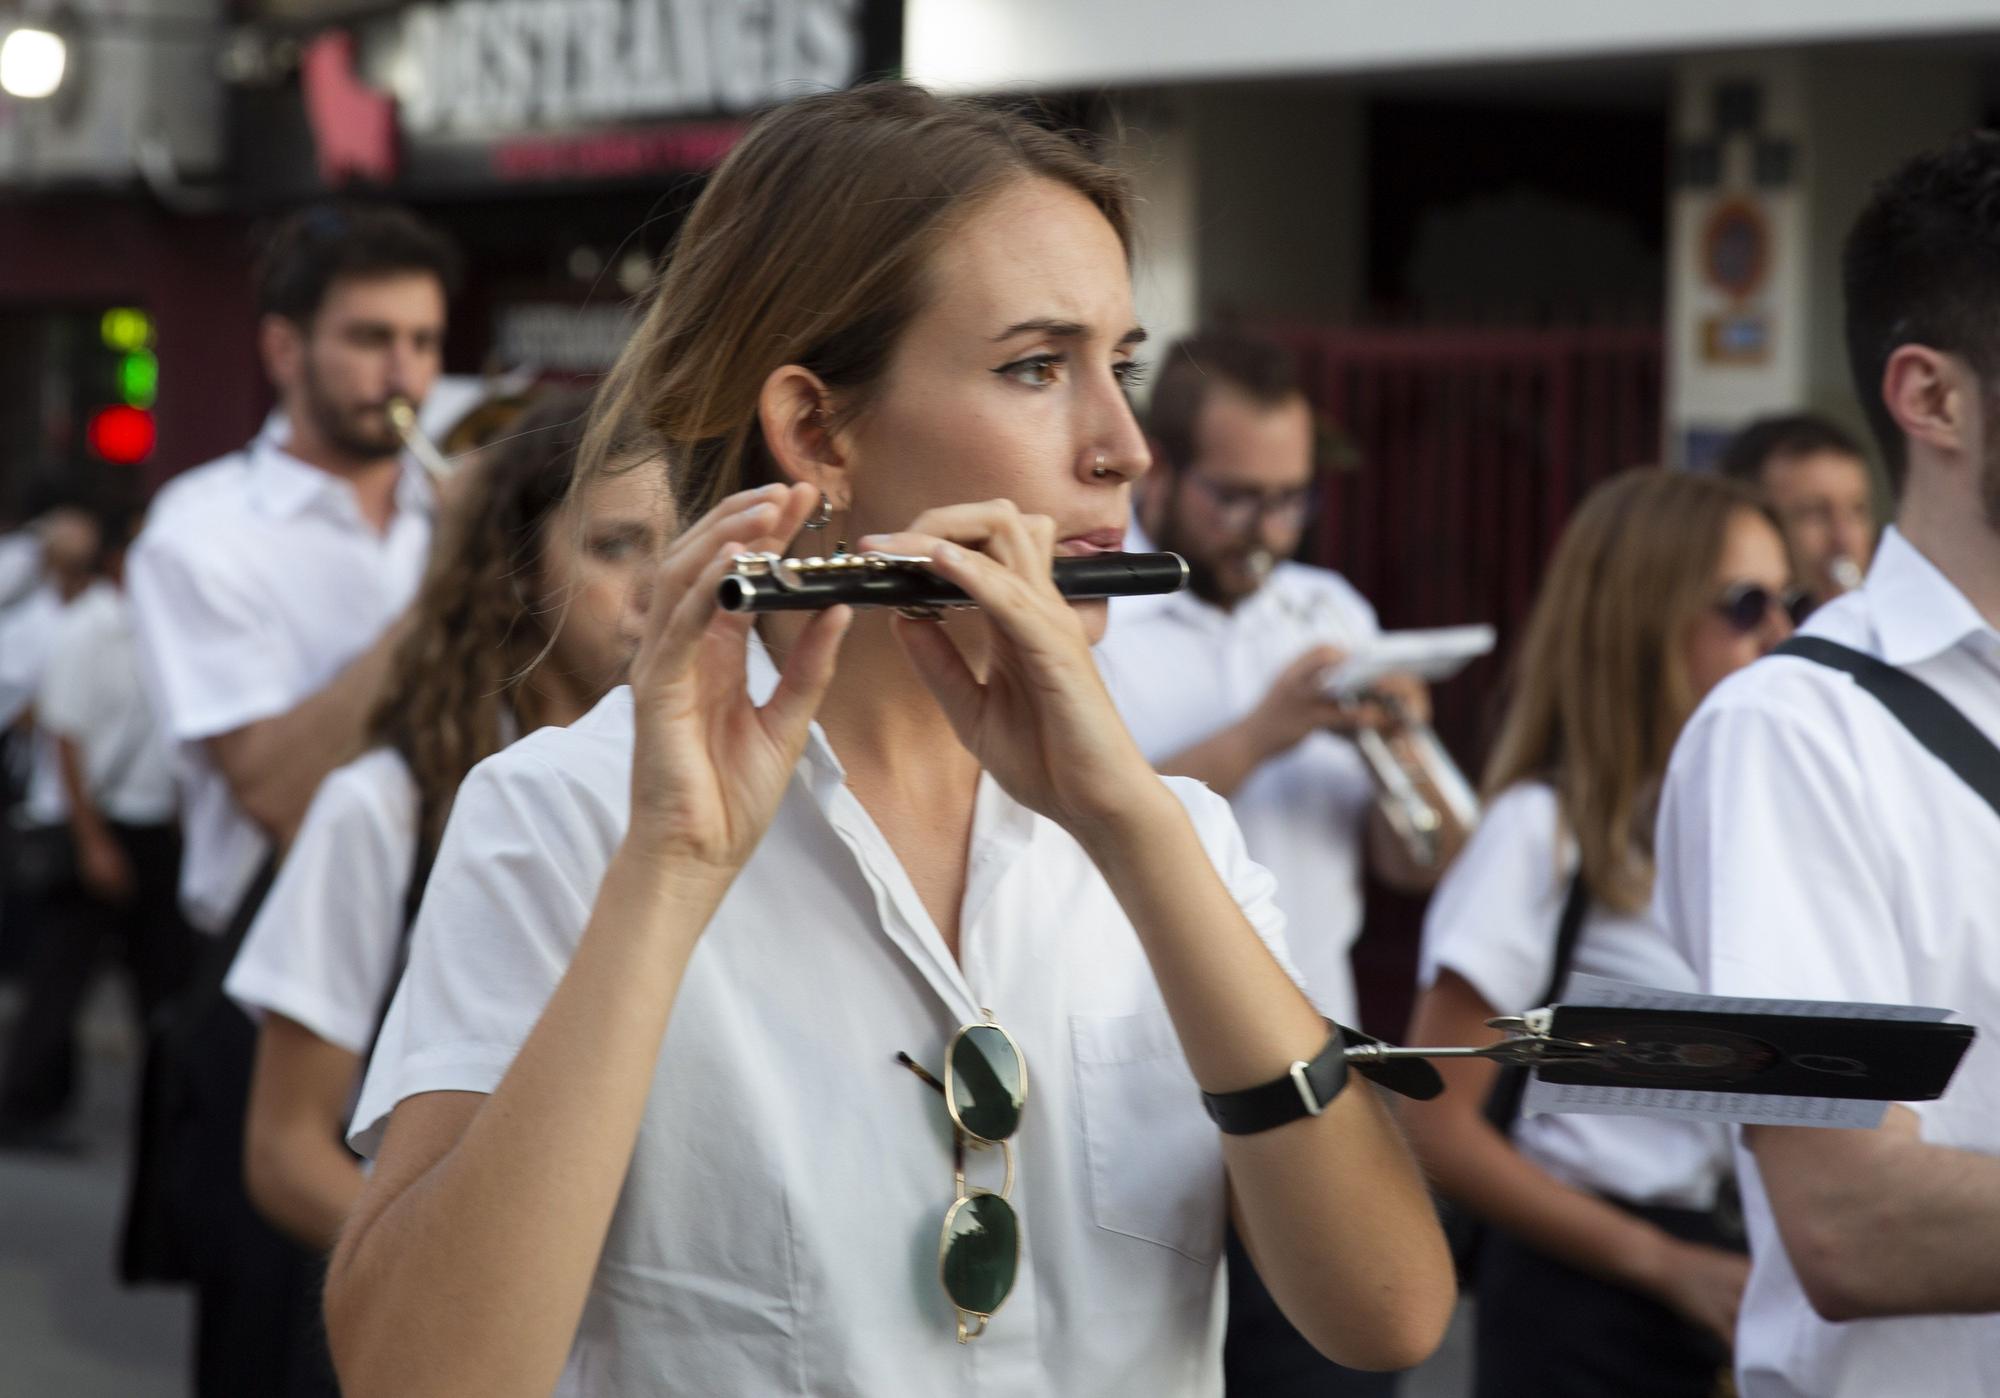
583, 82, 1132, 522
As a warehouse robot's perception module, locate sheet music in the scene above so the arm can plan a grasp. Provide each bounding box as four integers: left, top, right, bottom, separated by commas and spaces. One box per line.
1322, 625, 1495, 695
1520, 974, 1954, 1128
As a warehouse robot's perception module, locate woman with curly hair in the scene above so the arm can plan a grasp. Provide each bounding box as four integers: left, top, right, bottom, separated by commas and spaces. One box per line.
224, 388, 667, 1253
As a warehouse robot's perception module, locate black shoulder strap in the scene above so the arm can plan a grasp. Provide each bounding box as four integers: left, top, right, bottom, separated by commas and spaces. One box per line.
1776, 636, 2000, 824
1483, 869, 1590, 1136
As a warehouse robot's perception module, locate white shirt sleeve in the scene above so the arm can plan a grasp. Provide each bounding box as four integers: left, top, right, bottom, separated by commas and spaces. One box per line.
225, 751, 419, 1056
348, 747, 610, 1156
126, 531, 305, 742
34, 600, 100, 743
0, 593, 55, 730
1163, 775, 1312, 1002
1655, 690, 1909, 1007
1418, 782, 1571, 1013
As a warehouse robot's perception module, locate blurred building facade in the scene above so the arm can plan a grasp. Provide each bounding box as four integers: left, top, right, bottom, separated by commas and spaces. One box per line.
0, 0, 901, 513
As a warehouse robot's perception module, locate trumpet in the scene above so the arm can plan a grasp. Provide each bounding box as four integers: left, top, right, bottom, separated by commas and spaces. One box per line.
1351, 701, 1481, 871
717, 549, 1189, 616
385, 396, 457, 484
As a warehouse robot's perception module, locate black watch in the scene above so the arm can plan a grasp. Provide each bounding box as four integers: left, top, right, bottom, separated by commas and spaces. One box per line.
1201, 1021, 1349, 1136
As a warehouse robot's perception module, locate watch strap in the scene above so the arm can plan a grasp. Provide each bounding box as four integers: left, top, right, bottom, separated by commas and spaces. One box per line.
1202, 1021, 1349, 1136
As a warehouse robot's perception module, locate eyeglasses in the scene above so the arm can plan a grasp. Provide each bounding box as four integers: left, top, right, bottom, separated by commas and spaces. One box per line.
1184, 473, 1321, 534
897, 1017, 1027, 1343
1714, 581, 1808, 633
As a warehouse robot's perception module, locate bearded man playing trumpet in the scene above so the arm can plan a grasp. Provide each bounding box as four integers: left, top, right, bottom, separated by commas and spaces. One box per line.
1095, 328, 1471, 1398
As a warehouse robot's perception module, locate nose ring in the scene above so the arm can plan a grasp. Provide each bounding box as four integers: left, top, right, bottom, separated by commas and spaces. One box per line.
1091, 454, 1111, 480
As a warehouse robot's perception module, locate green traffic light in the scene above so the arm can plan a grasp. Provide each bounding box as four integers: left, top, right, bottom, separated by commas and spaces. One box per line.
118, 350, 159, 408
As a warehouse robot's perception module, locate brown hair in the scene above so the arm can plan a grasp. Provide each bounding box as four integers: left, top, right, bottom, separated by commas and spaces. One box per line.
582, 82, 1132, 520
1146, 331, 1303, 474
255, 201, 462, 327
366, 389, 651, 848
1482, 468, 1773, 913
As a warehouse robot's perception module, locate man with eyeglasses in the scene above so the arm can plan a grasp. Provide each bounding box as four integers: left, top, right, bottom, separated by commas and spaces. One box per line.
1717, 411, 1880, 615
1656, 134, 2000, 1398
1096, 329, 1452, 1398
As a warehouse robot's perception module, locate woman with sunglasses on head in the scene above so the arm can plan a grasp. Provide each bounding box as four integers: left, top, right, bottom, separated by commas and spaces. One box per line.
1400, 467, 1793, 1398
224, 389, 666, 1259
325, 83, 1453, 1398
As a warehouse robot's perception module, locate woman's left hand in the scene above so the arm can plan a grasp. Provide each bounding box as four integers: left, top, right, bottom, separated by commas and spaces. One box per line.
857, 500, 1164, 838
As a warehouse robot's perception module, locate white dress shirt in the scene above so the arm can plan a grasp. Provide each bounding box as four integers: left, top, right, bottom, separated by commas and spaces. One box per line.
0, 529, 39, 611
1, 585, 67, 829
0, 583, 59, 732
226, 747, 418, 1056
1421, 781, 1729, 1208
35, 581, 178, 826
353, 648, 1305, 1397
1096, 555, 1378, 1025
127, 438, 432, 932
1656, 526, 2000, 1398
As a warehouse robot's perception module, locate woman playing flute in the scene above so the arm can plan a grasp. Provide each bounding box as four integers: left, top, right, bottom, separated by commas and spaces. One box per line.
325, 82, 1452, 1398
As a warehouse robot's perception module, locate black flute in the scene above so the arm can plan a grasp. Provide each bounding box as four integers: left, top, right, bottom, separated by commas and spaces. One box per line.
717, 550, 1188, 614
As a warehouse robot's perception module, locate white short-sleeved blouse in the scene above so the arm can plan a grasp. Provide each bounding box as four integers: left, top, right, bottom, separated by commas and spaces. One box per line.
226, 747, 419, 1056
352, 652, 1305, 1398
1419, 781, 1730, 1209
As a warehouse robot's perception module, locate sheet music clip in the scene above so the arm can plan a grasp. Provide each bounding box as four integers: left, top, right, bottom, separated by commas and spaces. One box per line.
1344, 991, 1977, 1128
1340, 1010, 1587, 1103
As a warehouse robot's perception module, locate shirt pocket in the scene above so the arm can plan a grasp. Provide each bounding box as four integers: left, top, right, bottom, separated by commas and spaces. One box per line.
1070, 1009, 1227, 1265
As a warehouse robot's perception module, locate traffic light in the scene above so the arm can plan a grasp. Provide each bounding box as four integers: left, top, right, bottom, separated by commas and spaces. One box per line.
88, 306, 156, 465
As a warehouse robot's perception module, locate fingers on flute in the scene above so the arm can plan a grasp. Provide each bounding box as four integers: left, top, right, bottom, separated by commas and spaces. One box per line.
870, 500, 1058, 576
857, 531, 1028, 615
654, 544, 750, 670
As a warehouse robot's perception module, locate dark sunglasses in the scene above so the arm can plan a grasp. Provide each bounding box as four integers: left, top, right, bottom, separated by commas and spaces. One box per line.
898, 1019, 1027, 1343
1714, 581, 1808, 633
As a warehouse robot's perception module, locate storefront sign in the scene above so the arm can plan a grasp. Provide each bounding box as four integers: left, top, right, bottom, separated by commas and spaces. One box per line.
395, 0, 862, 137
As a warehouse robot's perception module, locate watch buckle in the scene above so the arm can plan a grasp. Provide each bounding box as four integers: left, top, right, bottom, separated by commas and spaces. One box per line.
1288, 1059, 1325, 1117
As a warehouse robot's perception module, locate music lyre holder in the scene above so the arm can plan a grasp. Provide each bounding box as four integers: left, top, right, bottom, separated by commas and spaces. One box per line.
1343, 1004, 1975, 1112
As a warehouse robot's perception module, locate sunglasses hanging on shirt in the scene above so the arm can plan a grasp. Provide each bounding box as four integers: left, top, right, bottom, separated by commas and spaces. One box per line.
898, 1017, 1027, 1343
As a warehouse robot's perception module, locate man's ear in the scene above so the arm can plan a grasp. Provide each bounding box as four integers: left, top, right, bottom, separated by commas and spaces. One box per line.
259, 313, 306, 397
1881, 344, 1971, 463
756, 364, 850, 508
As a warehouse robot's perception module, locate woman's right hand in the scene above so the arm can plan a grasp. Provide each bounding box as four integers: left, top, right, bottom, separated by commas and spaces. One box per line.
624, 483, 851, 874
1651, 1237, 1751, 1346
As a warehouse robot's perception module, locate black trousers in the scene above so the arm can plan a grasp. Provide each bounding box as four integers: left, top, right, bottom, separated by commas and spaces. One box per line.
1472, 1202, 1737, 1398
178, 998, 342, 1398
1224, 1223, 1402, 1397
0, 822, 193, 1125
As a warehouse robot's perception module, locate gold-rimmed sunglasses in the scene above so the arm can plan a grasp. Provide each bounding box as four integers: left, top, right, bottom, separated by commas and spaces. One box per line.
897, 1015, 1027, 1343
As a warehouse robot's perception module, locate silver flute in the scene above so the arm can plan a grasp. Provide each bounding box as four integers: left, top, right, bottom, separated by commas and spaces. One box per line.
385, 396, 457, 484
718, 550, 1189, 615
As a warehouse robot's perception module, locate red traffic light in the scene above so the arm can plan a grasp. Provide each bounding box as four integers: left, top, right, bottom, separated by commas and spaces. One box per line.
88, 405, 156, 464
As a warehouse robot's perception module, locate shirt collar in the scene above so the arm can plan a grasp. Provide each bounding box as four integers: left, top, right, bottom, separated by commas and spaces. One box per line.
1863, 525, 1997, 666
742, 628, 1040, 852
249, 435, 435, 526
